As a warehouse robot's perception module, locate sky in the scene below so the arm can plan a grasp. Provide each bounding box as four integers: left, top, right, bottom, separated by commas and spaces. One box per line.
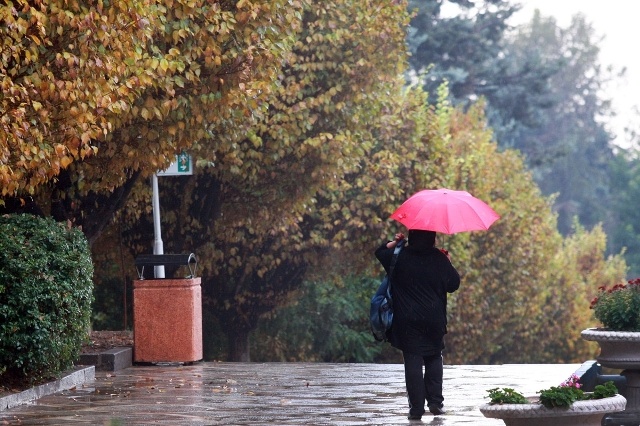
510, 1, 640, 148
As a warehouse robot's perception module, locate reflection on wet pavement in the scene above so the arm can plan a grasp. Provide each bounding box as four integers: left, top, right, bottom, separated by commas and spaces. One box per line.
0, 362, 578, 425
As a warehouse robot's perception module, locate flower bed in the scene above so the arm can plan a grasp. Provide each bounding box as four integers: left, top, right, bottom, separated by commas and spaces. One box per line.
480, 374, 626, 426
480, 394, 626, 426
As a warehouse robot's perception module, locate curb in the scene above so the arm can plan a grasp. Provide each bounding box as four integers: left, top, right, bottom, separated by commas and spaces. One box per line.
77, 346, 133, 372
0, 365, 95, 411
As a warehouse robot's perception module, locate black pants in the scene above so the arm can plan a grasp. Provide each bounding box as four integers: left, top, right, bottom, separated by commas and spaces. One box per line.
402, 351, 444, 417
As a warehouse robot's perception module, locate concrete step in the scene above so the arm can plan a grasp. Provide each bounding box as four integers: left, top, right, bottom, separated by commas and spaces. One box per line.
77, 346, 133, 372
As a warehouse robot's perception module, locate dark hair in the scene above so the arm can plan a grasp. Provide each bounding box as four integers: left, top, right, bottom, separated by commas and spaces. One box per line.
408, 230, 436, 250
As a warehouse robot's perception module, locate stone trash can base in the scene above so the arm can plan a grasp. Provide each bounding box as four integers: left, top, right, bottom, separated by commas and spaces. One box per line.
133, 277, 202, 363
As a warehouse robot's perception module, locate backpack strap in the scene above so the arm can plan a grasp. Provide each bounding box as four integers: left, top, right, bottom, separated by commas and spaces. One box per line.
387, 239, 405, 299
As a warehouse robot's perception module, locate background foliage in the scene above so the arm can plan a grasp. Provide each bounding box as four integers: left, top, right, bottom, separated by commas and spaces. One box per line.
609, 151, 640, 277
253, 99, 626, 364
1, 0, 303, 247
110, 0, 413, 361
252, 276, 399, 363
2, 0, 636, 364
406, 0, 633, 264
0, 214, 93, 384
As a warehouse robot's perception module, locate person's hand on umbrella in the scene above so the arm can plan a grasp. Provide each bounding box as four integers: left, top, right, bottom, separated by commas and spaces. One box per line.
386, 232, 405, 249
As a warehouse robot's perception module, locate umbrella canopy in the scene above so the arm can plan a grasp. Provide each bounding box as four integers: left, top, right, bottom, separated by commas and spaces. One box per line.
390, 188, 500, 234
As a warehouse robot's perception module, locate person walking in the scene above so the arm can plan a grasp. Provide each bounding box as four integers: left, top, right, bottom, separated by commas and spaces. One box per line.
375, 229, 460, 420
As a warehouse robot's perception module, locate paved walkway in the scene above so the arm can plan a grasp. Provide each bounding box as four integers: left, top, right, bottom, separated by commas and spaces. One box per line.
0, 362, 579, 425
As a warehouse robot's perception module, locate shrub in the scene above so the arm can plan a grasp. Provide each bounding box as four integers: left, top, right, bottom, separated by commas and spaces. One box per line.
538, 373, 584, 408
589, 381, 618, 400
250, 276, 397, 362
590, 278, 640, 331
538, 386, 584, 408
486, 388, 528, 404
486, 375, 619, 409
0, 214, 94, 385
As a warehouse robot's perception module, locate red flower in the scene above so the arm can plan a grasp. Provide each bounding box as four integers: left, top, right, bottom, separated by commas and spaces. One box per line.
611, 283, 627, 292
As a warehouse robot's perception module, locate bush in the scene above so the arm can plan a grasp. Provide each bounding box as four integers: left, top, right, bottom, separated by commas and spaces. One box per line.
589, 381, 618, 400
486, 388, 528, 404
591, 278, 640, 331
0, 214, 94, 384
251, 276, 399, 363
538, 386, 584, 408
487, 377, 619, 409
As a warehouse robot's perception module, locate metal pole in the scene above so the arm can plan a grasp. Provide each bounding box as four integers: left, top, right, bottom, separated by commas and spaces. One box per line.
151, 173, 165, 278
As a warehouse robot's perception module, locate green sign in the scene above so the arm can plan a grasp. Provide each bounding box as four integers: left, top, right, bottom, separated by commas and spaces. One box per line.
157, 152, 194, 176
177, 152, 190, 173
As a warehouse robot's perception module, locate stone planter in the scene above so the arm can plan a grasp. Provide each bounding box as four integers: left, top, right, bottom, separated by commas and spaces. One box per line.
480, 394, 626, 426
581, 328, 640, 369
582, 328, 640, 411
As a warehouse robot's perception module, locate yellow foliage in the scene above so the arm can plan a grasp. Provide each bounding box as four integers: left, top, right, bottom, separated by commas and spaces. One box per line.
1, 0, 302, 196
101, 0, 411, 359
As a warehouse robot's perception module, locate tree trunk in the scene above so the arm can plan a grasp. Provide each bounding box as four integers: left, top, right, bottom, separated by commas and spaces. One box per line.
227, 328, 251, 362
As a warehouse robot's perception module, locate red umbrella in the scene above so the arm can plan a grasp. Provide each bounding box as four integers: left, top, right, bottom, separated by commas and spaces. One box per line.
390, 188, 500, 234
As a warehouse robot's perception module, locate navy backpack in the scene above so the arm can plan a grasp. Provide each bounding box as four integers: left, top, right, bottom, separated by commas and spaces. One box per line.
370, 240, 404, 342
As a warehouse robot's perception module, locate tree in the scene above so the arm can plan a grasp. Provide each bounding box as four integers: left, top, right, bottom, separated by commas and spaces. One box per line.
249, 93, 627, 364
412, 100, 557, 364
1, 0, 303, 245
506, 12, 617, 235
609, 148, 640, 277
10, 0, 626, 364
1, 0, 158, 195
405, 4, 620, 238
407, 0, 520, 99
110, 0, 413, 361
539, 222, 626, 362
405, 0, 562, 147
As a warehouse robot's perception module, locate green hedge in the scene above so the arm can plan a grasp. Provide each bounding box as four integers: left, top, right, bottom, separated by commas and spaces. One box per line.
0, 214, 94, 384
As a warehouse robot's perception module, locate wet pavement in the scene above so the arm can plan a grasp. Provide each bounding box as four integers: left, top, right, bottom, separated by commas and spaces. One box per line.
0, 362, 579, 425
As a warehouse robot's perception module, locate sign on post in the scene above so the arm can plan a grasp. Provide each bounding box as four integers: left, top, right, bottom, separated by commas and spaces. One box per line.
152, 151, 194, 278
157, 152, 193, 176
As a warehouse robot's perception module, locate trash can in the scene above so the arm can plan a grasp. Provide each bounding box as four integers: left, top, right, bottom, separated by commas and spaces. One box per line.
133, 254, 202, 363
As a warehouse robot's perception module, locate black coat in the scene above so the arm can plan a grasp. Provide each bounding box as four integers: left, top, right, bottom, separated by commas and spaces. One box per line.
375, 242, 460, 355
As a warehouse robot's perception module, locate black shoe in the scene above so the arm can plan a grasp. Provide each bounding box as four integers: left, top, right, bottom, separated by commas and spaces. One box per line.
407, 414, 422, 420
428, 404, 446, 415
